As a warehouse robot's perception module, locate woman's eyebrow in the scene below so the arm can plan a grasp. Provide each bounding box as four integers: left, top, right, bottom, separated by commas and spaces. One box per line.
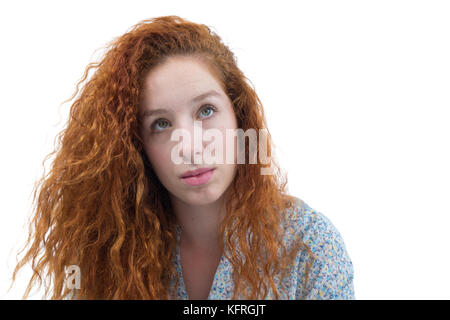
141, 108, 168, 120
191, 89, 221, 103
141, 89, 222, 119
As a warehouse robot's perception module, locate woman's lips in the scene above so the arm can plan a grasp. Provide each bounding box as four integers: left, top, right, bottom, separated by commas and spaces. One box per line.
181, 168, 215, 186
181, 167, 215, 178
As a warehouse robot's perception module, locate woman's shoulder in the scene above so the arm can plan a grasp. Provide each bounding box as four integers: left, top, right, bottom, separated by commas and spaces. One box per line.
280, 195, 351, 261
280, 195, 355, 299
281, 195, 337, 234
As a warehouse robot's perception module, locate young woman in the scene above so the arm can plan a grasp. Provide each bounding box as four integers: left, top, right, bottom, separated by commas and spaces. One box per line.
12, 15, 354, 300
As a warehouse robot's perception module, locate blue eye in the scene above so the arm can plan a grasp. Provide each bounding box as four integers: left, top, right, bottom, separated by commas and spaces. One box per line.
199, 105, 217, 118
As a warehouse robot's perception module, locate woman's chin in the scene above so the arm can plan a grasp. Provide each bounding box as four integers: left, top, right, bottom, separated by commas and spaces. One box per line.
170, 188, 224, 207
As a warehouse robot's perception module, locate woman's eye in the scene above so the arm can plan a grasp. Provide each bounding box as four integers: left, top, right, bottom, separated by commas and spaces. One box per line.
199, 105, 216, 119
152, 119, 170, 132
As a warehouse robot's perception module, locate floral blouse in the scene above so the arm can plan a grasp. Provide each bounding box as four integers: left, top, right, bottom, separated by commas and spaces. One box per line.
170, 196, 355, 300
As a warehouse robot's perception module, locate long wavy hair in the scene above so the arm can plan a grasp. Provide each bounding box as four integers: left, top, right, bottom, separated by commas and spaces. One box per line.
11, 15, 314, 299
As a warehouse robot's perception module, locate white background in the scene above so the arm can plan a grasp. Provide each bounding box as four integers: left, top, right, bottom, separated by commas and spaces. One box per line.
1, 0, 449, 299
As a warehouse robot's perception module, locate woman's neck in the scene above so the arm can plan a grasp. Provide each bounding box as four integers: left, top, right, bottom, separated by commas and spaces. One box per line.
170, 194, 227, 252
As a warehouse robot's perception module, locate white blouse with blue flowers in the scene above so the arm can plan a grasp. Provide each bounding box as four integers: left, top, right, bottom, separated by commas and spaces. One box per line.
170, 196, 355, 300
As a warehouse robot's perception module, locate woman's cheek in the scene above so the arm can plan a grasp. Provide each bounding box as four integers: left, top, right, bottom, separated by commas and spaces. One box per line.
150, 144, 172, 167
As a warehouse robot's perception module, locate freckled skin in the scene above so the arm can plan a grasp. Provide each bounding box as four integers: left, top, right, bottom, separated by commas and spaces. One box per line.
139, 55, 238, 209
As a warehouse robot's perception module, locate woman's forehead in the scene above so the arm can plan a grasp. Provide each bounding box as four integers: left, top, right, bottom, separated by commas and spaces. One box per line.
144, 57, 219, 89
141, 63, 224, 109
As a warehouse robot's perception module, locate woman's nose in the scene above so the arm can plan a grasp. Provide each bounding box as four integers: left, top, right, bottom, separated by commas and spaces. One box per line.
179, 120, 205, 165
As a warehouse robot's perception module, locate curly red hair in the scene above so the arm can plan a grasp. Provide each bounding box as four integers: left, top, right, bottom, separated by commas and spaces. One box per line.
12, 15, 313, 299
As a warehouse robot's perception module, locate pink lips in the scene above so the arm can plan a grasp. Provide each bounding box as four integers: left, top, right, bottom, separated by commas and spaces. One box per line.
181, 168, 215, 186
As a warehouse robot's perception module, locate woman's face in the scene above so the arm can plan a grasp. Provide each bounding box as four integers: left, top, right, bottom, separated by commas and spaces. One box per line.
139, 55, 238, 206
